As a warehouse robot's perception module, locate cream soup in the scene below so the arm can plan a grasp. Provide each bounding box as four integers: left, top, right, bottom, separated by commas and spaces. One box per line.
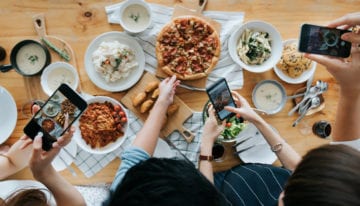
254, 82, 284, 112
47, 67, 76, 92
16, 43, 46, 75
121, 4, 150, 32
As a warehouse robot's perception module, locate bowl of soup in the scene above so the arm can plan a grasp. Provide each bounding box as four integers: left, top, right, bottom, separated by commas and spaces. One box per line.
252, 80, 286, 115
0, 40, 51, 76
119, 0, 152, 34
41, 62, 79, 96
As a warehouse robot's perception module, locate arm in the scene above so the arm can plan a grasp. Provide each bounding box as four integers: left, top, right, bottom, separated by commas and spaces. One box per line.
306, 12, 360, 141
0, 105, 39, 180
0, 137, 32, 180
199, 105, 225, 183
225, 92, 301, 171
132, 75, 180, 156
29, 119, 85, 206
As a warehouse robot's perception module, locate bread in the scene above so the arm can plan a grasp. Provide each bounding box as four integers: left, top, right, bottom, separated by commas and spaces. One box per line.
145, 81, 159, 93
151, 88, 160, 99
132, 92, 147, 107
166, 103, 179, 116
140, 99, 154, 113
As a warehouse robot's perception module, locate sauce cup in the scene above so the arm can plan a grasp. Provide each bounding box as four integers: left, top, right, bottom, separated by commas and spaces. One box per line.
119, 0, 152, 34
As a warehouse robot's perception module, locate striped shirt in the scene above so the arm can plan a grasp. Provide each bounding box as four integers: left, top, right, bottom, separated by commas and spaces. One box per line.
215, 163, 291, 206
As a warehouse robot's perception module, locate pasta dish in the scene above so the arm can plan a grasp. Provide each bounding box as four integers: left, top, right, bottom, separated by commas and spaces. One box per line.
237, 29, 272, 65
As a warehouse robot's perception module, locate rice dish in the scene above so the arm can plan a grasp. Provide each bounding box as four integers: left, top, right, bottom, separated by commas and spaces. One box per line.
92, 41, 138, 82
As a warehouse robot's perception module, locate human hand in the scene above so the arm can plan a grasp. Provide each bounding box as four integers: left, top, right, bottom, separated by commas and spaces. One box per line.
202, 104, 225, 144
305, 12, 360, 94
29, 125, 75, 180
224, 91, 261, 123
19, 104, 41, 150
157, 75, 180, 107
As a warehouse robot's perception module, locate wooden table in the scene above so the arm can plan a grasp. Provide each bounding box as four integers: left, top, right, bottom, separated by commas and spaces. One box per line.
0, 0, 358, 185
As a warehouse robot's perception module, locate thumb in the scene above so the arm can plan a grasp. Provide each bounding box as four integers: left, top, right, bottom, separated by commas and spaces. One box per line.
31, 133, 43, 161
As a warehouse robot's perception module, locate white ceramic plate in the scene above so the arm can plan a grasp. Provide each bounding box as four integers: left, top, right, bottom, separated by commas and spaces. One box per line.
235, 123, 277, 164
0, 86, 17, 144
274, 39, 317, 84
228, 21, 283, 73
84, 31, 145, 92
153, 138, 176, 158
52, 139, 77, 171
74, 96, 129, 154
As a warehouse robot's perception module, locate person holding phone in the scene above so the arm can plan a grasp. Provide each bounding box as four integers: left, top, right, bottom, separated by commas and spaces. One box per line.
198, 13, 360, 206
0, 105, 86, 206
103, 76, 229, 206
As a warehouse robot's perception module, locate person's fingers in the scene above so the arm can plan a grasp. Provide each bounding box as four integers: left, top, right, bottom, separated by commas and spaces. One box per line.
31, 104, 40, 115
304, 53, 346, 70
19, 138, 33, 150
342, 32, 360, 44
327, 12, 360, 28
31, 134, 44, 162
20, 134, 29, 141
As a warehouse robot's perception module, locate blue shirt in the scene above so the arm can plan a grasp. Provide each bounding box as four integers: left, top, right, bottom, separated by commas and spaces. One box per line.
110, 146, 150, 192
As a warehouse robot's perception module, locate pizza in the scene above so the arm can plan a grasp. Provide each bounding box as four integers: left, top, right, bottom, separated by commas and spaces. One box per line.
156, 16, 221, 80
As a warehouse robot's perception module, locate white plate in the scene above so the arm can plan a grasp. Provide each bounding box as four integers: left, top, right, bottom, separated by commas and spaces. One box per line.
0, 86, 17, 144
235, 123, 277, 164
274, 39, 317, 84
153, 138, 176, 158
52, 139, 77, 171
228, 21, 283, 73
84, 31, 145, 92
74, 96, 129, 154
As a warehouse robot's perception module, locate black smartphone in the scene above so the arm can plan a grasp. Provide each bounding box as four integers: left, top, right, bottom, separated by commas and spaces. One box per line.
24, 84, 87, 151
299, 23, 351, 58
206, 78, 236, 121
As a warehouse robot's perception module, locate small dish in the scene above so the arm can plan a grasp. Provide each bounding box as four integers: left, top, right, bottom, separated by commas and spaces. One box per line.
74, 96, 129, 154
228, 21, 283, 73
41, 62, 79, 96
119, 0, 152, 34
252, 80, 286, 115
274, 39, 317, 84
0, 86, 17, 144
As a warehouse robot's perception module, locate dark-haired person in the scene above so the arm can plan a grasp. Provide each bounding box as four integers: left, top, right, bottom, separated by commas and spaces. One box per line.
199, 12, 360, 206
103, 75, 230, 206
0, 105, 85, 206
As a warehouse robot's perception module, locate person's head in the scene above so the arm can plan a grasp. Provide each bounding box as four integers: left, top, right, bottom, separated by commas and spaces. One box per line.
104, 158, 229, 206
281, 144, 360, 206
0, 189, 49, 206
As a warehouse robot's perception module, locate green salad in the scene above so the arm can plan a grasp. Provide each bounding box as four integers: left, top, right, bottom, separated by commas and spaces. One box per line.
220, 114, 247, 141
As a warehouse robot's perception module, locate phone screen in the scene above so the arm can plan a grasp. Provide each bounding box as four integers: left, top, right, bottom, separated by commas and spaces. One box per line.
206, 78, 236, 121
24, 84, 87, 151
299, 24, 351, 58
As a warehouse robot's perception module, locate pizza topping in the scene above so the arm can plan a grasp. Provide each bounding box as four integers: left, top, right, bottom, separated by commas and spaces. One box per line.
156, 16, 220, 80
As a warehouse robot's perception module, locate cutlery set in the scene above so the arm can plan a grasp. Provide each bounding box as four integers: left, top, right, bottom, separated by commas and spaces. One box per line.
288, 79, 328, 126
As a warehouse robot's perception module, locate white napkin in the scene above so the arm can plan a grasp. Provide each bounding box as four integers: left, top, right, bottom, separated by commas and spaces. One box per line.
105, 2, 244, 89
235, 123, 277, 164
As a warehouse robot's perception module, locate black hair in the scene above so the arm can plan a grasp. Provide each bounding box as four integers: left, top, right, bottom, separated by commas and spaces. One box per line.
104, 158, 229, 206
283, 144, 360, 206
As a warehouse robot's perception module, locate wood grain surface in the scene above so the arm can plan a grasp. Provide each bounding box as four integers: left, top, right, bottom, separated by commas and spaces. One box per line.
0, 0, 359, 184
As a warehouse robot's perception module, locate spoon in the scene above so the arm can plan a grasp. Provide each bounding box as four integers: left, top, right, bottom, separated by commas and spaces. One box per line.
292, 96, 321, 127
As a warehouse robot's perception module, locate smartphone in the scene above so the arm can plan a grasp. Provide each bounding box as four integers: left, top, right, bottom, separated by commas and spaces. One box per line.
299, 23, 351, 58
206, 78, 236, 121
24, 84, 87, 151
